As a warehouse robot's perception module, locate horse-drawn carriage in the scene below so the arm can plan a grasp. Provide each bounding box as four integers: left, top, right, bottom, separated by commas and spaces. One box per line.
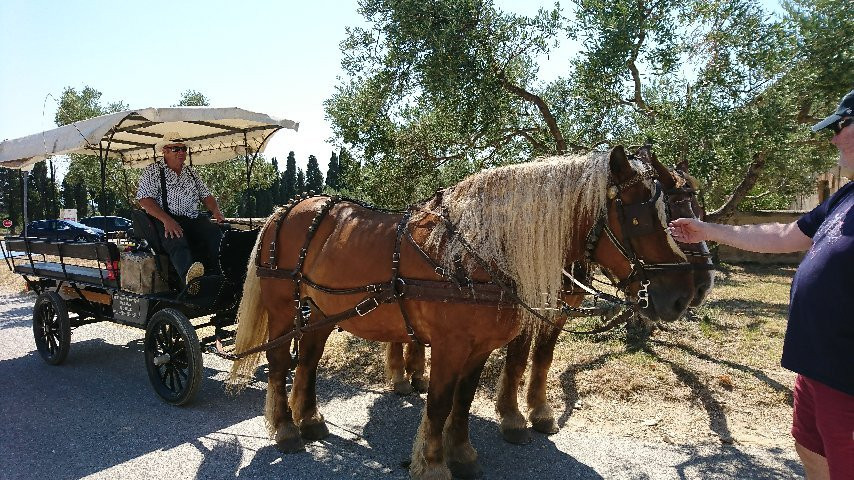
0, 107, 298, 404
3, 106, 714, 479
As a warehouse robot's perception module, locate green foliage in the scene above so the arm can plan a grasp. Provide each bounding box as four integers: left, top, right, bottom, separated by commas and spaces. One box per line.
194, 155, 276, 216
175, 90, 211, 107
325, 151, 340, 190
296, 168, 306, 193
306, 155, 324, 193
282, 152, 297, 201
327, 0, 852, 212
0, 168, 23, 232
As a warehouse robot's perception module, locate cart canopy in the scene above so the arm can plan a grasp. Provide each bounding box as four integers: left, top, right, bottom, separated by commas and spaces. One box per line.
0, 107, 299, 170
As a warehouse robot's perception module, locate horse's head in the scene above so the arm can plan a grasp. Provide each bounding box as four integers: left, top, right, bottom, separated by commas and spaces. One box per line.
587, 146, 694, 322
640, 149, 715, 306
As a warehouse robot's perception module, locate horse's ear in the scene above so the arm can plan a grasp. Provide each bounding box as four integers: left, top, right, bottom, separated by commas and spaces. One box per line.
608, 145, 631, 178
646, 150, 676, 190
676, 159, 689, 173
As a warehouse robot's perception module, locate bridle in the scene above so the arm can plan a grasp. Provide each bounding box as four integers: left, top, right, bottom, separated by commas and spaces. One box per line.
580, 163, 693, 310
662, 172, 715, 271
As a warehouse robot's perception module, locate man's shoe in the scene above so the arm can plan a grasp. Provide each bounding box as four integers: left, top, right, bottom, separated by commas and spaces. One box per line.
185, 261, 205, 295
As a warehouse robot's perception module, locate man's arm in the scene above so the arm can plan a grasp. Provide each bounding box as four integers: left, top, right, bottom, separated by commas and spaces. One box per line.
202, 195, 225, 223
669, 218, 812, 253
138, 197, 184, 238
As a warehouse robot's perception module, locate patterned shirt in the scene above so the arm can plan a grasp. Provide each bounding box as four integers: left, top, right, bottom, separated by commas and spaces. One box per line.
136, 162, 212, 218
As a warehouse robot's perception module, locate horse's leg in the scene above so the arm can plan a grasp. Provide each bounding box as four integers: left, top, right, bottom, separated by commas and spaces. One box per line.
494, 330, 533, 444
410, 342, 468, 480
526, 324, 562, 434
266, 334, 302, 453
289, 327, 335, 441
443, 351, 491, 479
385, 342, 413, 395
405, 342, 429, 393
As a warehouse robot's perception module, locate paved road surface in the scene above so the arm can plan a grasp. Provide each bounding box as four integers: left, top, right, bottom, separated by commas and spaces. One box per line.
0, 292, 801, 479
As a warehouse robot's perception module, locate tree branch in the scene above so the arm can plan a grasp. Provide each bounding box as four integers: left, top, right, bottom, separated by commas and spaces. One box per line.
706, 151, 767, 222
500, 79, 567, 154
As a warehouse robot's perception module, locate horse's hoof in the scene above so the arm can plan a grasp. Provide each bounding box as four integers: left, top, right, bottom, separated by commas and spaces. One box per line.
500, 426, 532, 445
299, 420, 330, 441
531, 417, 559, 434
411, 376, 429, 393
393, 379, 413, 395
275, 436, 305, 453
447, 460, 483, 479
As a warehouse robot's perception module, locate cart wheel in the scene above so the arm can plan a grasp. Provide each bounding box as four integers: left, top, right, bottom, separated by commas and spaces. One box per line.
33, 291, 71, 365
144, 309, 202, 405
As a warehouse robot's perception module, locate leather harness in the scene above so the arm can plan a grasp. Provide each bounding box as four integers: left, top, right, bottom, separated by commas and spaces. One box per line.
224, 166, 690, 361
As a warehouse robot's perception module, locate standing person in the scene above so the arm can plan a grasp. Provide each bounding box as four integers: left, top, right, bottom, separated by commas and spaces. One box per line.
669, 89, 854, 480
137, 132, 225, 290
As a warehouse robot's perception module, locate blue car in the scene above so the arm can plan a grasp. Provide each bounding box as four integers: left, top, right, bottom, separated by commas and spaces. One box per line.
25, 219, 106, 242
79, 216, 132, 238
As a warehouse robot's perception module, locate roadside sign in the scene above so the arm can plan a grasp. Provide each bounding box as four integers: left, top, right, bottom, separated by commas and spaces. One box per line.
2, 219, 11, 228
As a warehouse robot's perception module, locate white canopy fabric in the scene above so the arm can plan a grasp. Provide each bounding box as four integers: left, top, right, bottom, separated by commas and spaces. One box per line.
0, 107, 299, 170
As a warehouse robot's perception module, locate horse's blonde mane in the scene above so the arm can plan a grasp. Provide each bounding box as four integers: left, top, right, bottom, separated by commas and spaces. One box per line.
415, 152, 611, 318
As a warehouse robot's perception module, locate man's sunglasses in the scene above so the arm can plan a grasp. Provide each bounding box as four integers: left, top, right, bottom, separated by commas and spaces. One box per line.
165, 146, 188, 153
829, 117, 853, 135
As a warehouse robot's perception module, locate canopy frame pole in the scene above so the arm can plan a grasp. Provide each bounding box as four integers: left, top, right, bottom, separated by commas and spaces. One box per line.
20, 170, 28, 237
243, 131, 255, 228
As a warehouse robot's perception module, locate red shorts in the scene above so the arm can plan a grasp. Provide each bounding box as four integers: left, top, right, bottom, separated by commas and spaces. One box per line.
791, 374, 854, 479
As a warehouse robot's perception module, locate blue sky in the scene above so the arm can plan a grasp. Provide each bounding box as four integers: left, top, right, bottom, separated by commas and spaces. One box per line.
0, 0, 782, 174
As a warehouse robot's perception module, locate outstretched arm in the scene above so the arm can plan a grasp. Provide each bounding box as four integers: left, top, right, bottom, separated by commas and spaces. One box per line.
669, 218, 812, 254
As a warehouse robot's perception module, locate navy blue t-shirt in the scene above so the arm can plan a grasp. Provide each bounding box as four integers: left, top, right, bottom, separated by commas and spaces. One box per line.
782, 180, 854, 395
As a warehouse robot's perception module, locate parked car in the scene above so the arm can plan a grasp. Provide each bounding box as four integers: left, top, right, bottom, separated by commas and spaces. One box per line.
79, 216, 132, 238
25, 219, 106, 242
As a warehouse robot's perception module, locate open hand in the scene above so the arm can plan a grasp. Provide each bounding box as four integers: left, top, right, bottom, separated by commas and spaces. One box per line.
162, 217, 184, 238
668, 217, 706, 244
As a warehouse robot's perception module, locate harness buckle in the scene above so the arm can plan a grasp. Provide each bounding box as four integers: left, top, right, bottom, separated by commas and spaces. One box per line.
355, 297, 380, 316
434, 266, 446, 277
637, 280, 651, 309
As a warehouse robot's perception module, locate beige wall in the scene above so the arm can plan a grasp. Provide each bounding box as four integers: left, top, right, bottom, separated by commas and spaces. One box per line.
716, 210, 806, 264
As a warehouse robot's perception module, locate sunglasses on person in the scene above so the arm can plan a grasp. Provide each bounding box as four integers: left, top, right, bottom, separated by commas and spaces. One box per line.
165, 146, 188, 153
829, 117, 853, 135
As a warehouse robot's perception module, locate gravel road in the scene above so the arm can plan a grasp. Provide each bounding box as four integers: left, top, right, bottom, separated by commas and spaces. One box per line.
0, 292, 801, 479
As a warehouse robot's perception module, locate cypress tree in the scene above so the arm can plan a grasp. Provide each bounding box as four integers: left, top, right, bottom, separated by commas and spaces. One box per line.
296, 168, 306, 194
282, 151, 297, 201
306, 155, 324, 193
325, 151, 340, 190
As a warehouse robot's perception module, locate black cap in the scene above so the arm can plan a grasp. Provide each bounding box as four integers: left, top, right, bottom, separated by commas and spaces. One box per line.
812, 89, 854, 132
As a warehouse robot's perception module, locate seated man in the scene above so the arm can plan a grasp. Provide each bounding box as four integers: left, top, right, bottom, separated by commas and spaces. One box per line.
136, 132, 225, 290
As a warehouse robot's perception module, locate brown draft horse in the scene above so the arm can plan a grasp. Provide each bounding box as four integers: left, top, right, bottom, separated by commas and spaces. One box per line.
228, 146, 695, 480
385, 151, 717, 446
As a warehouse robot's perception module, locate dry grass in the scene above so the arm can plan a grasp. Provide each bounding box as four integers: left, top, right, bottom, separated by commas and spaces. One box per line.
320, 263, 797, 448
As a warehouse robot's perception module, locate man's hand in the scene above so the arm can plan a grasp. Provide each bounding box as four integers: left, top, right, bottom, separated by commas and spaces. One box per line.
162, 216, 184, 238
668, 218, 707, 244
212, 211, 226, 223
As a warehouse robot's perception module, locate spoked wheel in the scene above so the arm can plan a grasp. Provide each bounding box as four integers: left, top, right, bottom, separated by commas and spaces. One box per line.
144, 308, 202, 405
33, 291, 71, 365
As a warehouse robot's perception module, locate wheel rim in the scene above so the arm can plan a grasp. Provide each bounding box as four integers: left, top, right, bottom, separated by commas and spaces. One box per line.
149, 321, 191, 396
35, 301, 62, 358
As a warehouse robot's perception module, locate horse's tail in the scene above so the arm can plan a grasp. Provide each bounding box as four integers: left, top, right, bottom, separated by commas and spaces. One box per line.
227, 214, 276, 392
